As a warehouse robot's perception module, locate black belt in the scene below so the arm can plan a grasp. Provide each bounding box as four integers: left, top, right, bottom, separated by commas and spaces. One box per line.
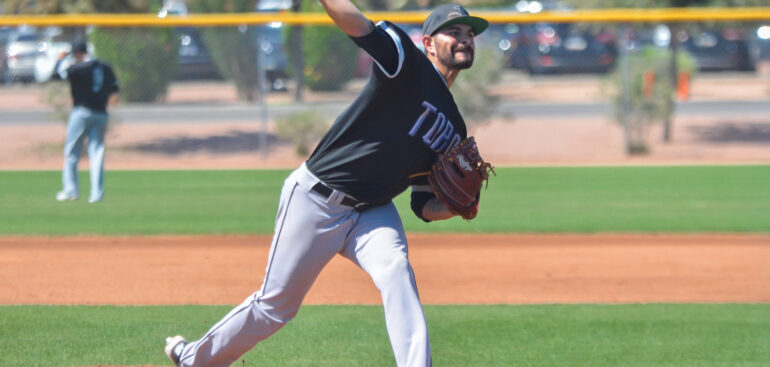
311, 182, 371, 211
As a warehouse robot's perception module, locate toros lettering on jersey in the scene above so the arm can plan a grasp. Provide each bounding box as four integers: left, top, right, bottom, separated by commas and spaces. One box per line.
407, 101, 462, 153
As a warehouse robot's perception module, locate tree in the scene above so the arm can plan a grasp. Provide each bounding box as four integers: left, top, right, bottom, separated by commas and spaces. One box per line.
90, 26, 178, 102
452, 46, 504, 126
1, 0, 152, 14
186, 0, 261, 102
287, 0, 358, 91
2, 0, 178, 103
606, 46, 696, 154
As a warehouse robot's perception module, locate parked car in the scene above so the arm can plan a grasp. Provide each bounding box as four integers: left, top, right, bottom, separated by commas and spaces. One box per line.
749, 24, 770, 65
481, 23, 524, 68
500, 1, 616, 74
0, 27, 15, 82
175, 27, 222, 80
158, 0, 187, 18
157, 1, 221, 80
255, 22, 289, 91
624, 24, 672, 52
5, 30, 40, 82
501, 23, 531, 70
507, 22, 617, 74
254, 0, 293, 91
678, 27, 755, 72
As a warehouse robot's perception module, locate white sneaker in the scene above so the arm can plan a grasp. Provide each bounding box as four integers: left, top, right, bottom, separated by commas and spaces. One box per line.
88, 196, 103, 203
55, 191, 78, 202
164, 335, 188, 366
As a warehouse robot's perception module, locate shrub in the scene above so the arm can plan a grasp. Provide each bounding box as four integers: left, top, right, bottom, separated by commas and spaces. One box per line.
199, 26, 260, 101
604, 46, 696, 154
292, 25, 358, 91
43, 80, 70, 123
275, 110, 330, 156
452, 46, 505, 127
89, 27, 178, 102
286, 0, 357, 92
186, 0, 263, 101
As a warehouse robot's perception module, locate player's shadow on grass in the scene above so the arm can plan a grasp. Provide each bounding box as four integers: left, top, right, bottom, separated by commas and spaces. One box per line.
124, 130, 282, 155
688, 121, 770, 144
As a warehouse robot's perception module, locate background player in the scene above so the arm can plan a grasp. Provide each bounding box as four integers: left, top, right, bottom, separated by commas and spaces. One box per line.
165, 2, 488, 366
54, 40, 119, 203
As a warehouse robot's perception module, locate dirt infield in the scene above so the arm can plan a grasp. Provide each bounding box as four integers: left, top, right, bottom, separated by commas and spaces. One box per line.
1, 76, 768, 307
2, 234, 768, 305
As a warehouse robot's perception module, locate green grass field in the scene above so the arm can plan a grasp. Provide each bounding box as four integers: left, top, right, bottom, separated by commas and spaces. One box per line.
1, 165, 768, 366
1, 165, 768, 235
1, 304, 768, 366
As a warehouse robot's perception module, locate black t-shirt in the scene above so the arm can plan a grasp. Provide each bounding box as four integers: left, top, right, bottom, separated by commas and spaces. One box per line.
65, 59, 119, 113
306, 21, 467, 207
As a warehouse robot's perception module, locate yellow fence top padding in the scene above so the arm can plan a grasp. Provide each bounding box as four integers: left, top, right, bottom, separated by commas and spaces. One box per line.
0, 8, 769, 27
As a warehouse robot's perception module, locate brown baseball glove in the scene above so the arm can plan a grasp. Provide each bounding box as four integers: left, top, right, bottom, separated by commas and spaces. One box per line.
427, 137, 494, 220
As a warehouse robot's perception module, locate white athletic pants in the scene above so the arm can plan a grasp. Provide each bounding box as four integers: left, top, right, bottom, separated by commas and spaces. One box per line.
61, 106, 107, 202
178, 163, 431, 367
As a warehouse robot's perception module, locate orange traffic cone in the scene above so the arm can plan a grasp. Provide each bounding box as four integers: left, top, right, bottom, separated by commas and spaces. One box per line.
677, 72, 690, 101
642, 70, 655, 97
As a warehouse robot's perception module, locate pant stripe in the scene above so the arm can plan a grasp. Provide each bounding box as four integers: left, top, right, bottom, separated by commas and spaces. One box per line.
180, 183, 299, 365
258, 182, 298, 303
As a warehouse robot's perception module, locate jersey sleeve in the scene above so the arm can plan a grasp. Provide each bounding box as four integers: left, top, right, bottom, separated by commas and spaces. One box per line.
60, 62, 75, 80
53, 57, 67, 80
106, 64, 119, 93
409, 175, 436, 223
350, 21, 407, 78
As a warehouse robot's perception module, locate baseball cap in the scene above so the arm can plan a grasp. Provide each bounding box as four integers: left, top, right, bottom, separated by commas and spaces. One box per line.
71, 40, 88, 54
422, 4, 489, 37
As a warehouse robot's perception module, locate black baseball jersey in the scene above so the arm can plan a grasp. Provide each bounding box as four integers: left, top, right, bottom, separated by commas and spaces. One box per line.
64, 59, 119, 113
306, 21, 467, 207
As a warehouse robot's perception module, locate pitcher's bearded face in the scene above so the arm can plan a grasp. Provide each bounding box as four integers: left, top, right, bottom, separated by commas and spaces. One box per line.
433, 24, 476, 70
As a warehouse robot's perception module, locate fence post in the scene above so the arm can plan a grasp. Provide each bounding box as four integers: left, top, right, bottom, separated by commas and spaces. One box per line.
291, 0, 304, 102
256, 25, 269, 158
619, 24, 633, 154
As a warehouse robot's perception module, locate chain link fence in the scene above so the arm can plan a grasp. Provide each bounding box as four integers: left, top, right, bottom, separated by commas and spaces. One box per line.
1, 14, 769, 167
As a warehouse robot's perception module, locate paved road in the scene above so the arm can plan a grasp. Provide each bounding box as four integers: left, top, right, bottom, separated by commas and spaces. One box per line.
503, 100, 770, 119
2, 71, 768, 124
2, 99, 769, 125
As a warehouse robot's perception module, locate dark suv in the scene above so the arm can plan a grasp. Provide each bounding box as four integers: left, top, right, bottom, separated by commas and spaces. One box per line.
508, 22, 617, 74
176, 27, 222, 80
254, 23, 289, 91
679, 27, 755, 71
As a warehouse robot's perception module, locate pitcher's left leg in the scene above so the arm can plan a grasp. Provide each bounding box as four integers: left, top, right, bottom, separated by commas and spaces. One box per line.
342, 203, 431, 367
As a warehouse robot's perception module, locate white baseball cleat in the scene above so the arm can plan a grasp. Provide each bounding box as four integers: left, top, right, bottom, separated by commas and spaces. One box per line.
56, 191, 78, 202
164, 335, 188, 366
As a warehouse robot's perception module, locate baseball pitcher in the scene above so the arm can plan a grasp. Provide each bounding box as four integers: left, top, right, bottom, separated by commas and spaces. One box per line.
165, 2, 492, 366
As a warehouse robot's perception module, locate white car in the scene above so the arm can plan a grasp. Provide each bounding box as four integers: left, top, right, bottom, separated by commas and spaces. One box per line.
5, 31, 40, 82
